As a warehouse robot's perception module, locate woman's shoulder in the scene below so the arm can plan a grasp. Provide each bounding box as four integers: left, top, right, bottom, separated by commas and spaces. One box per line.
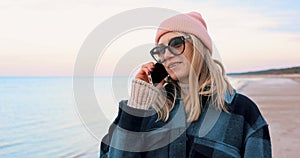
228, 93, 267, 127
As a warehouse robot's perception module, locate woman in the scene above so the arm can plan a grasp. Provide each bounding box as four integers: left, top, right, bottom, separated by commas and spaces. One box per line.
100, 12, 271, 158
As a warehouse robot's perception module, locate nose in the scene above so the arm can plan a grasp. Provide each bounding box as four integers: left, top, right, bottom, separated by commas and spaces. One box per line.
163, 48, 175, 62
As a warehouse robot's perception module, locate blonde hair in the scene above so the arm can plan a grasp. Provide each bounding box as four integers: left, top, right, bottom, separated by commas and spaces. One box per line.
152, 34, 234, 122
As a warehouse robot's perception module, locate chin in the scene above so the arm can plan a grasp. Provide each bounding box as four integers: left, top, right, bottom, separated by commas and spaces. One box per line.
170, 73, 188, 82
169, 74, 178, 81
166, 71, 177, 81
167, 69, 188, 81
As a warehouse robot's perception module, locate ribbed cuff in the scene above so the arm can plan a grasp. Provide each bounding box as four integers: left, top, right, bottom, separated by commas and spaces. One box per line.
128, 79, 160, 110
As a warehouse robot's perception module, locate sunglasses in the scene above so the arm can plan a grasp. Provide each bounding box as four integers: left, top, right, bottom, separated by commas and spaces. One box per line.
150, 35, 191, 63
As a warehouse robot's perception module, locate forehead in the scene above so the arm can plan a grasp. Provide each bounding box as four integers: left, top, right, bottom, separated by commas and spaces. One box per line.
158, 32, 185, 45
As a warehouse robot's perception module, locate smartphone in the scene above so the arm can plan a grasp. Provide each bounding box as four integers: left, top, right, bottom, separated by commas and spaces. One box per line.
150, 63, 168, 85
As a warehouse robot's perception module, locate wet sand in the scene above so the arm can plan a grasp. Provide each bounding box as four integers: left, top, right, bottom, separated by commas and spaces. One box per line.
233, 74, 300, 158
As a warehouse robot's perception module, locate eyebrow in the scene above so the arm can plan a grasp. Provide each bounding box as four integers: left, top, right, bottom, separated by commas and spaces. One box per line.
158, 35, 180, 46
157, 43, 165, 47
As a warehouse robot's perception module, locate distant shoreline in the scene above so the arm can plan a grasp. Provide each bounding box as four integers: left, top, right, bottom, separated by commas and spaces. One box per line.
227, 66, 300, 76
228, 73, 300, 84
228, 73, 300, 77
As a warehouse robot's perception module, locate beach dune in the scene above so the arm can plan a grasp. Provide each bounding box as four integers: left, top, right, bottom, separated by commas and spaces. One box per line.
236, 75, 300, 158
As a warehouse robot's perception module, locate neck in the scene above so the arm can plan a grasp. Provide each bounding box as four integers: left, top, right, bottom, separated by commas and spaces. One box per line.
178, 77, 189, 84
178, 82, 189, 97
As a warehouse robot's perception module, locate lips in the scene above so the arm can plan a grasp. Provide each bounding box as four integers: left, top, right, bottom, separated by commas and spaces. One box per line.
167, 62, 182, 69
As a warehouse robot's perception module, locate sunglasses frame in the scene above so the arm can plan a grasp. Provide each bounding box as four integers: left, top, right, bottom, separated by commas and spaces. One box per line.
150, 35, 191, 63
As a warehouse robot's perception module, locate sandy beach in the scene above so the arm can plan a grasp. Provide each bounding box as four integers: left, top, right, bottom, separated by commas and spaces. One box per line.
232, 74, 300, 158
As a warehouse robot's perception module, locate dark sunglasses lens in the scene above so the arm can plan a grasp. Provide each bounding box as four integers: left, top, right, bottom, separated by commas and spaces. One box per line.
151, 47, 165, 63
150, 36, 186, 63
169, 37, 185, 55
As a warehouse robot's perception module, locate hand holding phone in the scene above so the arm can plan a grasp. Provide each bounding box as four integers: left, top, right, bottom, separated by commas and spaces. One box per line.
150, 63, 168, 85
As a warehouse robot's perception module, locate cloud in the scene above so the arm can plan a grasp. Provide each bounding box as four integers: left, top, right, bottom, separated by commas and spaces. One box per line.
263, 11, 300, 34
0, 0, 299, 75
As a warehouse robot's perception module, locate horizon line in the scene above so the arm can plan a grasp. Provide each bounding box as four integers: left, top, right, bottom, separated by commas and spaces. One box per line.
1, 65, 299, 77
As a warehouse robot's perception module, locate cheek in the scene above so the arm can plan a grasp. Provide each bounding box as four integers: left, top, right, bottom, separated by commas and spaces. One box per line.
163, 63, 190, 81
183, 43, 194, 62
184, 51, 193, 63
165, 67, 178, 80
162, 64, 177, 80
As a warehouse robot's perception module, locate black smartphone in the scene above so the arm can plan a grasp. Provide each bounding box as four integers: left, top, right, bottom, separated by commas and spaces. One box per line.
151, 63, 168, 85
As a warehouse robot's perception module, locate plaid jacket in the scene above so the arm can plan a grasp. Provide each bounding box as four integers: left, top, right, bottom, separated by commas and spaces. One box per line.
100, 90, 272, 158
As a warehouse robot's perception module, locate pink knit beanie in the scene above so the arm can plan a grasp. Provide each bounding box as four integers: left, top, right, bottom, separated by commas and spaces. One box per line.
155, 11, 212, 54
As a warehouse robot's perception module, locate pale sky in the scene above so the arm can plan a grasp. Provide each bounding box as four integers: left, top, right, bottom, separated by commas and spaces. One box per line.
1, 0, 300, 76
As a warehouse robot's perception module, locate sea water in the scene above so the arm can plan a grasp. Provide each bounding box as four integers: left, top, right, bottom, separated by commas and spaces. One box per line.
0, 77, 100, 158
0, 76, 247, 158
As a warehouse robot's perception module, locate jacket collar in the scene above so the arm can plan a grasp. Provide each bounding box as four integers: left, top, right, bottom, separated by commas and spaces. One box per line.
224, 89, 236, 104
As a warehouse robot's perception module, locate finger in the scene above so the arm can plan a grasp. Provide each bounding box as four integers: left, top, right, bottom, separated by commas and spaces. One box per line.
135, 67, 151, 82
155, 80, 166, 89
141, 65, 153, 76
142, 62, 155, 70
142, 67, 151, 75
135, 62, 155, 83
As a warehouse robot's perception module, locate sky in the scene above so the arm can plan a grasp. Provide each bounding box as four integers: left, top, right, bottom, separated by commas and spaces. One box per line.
1, 0, 300, 76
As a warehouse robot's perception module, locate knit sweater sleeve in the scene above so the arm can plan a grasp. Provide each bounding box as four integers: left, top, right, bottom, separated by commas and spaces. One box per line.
128, 79, 160, 110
